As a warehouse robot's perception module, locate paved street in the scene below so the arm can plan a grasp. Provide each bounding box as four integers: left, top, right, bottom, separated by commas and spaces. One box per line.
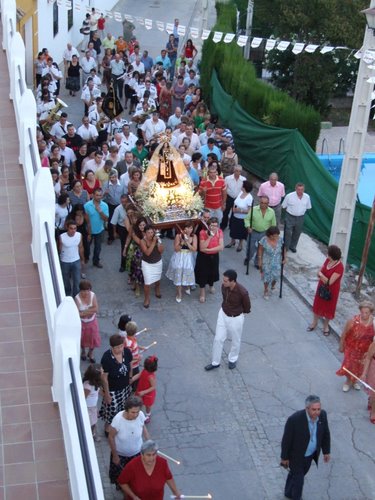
50, 2, 375, 498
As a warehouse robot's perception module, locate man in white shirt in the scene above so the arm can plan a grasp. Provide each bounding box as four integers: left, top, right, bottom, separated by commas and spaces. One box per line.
221, 165, 247, 230
167, 107, 182, 130
257, 172, 285, 226
177, 123, 200, 151
59, 221, 84, 297
82, 150, 105, 175
132, 56, 145, 75
58, 138, 76, 170
77, 116, 99, 145
137, 79, 157, 101
111, 133, 128, 160
50, 112, 71, 142
80, 51, 97, 87
184, 69, 200, 87
141, 111, 166, 143
199, 124, 215, 146
110, 54, 126, 99
120, 124, 137, 151
81, 78, 101, 115
110, 194, 130, 272
282, 183, 312, 253
62, 43, 79, 79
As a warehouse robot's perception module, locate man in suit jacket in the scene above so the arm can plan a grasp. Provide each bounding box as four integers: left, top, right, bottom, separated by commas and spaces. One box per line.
280, 395, 331, 500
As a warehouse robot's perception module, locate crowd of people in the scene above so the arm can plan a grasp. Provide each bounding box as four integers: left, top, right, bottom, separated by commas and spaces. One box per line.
32, 12, 375, 499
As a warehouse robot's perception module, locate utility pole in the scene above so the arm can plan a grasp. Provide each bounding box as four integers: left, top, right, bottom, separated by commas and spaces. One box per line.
244, 0, 254, 60
329, 0, 375, 267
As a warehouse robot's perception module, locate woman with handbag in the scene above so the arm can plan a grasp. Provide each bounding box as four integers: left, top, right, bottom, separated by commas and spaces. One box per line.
307, 245, 344, 335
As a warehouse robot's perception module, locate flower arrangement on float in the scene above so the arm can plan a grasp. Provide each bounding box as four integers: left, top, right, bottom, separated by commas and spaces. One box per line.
134, 138, 203, 224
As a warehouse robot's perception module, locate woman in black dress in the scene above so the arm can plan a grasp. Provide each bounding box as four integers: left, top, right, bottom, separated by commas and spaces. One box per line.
100, 334, 133, 435
66, 54, 81, 96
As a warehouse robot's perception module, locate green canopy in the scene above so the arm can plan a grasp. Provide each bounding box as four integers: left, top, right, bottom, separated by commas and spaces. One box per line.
210, 70, 374, 275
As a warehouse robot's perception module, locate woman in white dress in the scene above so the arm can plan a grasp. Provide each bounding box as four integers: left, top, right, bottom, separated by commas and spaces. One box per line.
166, 222, 197, 302
226, 180, 253, 252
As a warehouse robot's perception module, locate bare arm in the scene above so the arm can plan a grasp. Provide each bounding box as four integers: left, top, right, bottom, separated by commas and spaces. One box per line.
107, 425, 120, 463
339, 318, 354, 352
166, 478, 181, 498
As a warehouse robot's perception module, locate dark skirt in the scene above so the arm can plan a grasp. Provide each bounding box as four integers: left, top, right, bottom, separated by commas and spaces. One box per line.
99, 386, 131, 424
229, 216, 247, 241
109, 452, 140, 484
65, 76, 80, 91
125, 84, 133, 99
194, 251, 220, 288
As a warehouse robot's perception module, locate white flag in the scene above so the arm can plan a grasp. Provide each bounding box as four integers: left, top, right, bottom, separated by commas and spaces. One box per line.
292, 43, 305, 54
65, 0, 72, 9
74, 2, 80, 10
166, 22, 174, 34
156, 21, 165, 31
320, 46, 334, 54
114, 12, 122, 22
305, 44, 319, 53
367, 76, 375, 83
251, 37, 262, 48
276, 41, 290, 51
177, 25, 186, 36
237, 35, 248, 47
105, 11, 113, 19
136, 17, 145, 26
213, 31, 223, 43
124, 14, 134, 22
190, 27, 199, 39
202, 29, 211, 40
265, 39, 276, 51
57, 0, 63, 6
145, 19, 153, 30
363, 49, 375, 64
223, 33, 235, 44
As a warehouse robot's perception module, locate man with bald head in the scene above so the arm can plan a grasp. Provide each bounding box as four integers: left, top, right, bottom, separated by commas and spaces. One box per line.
257, 172, 285, 226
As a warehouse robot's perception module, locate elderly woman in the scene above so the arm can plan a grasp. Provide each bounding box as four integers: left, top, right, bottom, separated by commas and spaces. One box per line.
258, 226, 285, 300
194, 217, 224, 303
227, 180, 253, 252
361, 331, 375, 423
337, 301, 375, 392
307, 245, 344, 335
99, 334, 133, 435
108, 396, 150, 488
118, 440, 181, 500
69, 179, 89, 206
139, 225, 164, 309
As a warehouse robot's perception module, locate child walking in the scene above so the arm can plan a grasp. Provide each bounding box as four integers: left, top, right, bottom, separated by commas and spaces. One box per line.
117, 313, 132, 337
134, 356, 158, 424
83, 363, 103, 442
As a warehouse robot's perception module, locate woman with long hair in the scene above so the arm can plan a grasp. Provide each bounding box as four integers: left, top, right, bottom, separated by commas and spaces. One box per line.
124, 217, 147, 297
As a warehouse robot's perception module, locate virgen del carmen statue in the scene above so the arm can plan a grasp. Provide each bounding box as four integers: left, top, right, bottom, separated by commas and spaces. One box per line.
130, 135, 203, 230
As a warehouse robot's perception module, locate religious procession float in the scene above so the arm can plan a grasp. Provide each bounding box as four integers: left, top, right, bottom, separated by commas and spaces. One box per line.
132, 137, 203, 229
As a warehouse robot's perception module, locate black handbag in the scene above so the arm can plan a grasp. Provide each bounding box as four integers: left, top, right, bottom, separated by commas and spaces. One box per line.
318, 277, 331, 300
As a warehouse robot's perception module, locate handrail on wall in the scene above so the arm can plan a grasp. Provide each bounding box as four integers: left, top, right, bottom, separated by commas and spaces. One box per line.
28, 127, 39, 175
17, 64, 25, 94
320, 137, 329, 155
69, 358, 98, 500
338, 137, 345, 155
44, 221, 62, 307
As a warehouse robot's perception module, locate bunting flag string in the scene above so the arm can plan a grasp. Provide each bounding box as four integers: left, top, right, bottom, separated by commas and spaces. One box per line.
57, 2, 365, 60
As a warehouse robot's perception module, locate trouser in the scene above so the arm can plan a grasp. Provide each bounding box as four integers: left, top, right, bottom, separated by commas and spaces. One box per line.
116, 224, 128, 268
169, 57, 177, 80
60, 259, 81, 297
107, 204, 118, 241
284, 213, 305, 251
220, 195, 235, 230
245, 230, 265, 266
270, 203, 282, 227
111, 75, 124, 99
208, 207, 223, 224
82, 71, 90, 88
284, 455, 314, 500
91, 231, 103, 264
212, 309, 244, 366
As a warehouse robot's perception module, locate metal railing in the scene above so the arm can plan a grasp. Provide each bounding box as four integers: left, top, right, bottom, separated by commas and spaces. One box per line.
338, 137, 345, 154
320, 137, 329, 155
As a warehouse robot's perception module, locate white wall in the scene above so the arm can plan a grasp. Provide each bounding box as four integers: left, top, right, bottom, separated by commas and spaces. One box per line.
37, 0, 119, 64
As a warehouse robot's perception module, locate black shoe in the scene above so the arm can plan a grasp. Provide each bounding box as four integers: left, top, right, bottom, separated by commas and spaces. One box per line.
243, 258, 248, 266
254, 264, 260, 270
119, 267, 125, 272
228, 361, 236, 370
204, 363, 220, 371
93, 262, 103, 268
289, 248, 297, 253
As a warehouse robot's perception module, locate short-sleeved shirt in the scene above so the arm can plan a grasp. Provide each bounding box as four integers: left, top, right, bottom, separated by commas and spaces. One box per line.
84, 200, 109, 234
199, 228, 223, 253
101, 348, 133, 392
111, 410, 145, 457
118, 455, 172, 500
257, 180, 285, 207
282, 191, 312, 216
199, 176, 226, 209
244, 206, 276, 232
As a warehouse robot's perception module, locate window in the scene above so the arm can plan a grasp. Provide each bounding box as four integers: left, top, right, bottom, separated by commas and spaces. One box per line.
67, 0, 73, 31
53, 1, 59, 37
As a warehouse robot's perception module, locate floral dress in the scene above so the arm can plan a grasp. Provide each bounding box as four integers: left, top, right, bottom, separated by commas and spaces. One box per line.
125, 240, 144, 285
259, 236, 283, 285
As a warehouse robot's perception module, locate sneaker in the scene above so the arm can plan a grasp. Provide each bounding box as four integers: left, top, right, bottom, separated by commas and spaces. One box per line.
342, 383, 351, 392
353, 382, 361, 390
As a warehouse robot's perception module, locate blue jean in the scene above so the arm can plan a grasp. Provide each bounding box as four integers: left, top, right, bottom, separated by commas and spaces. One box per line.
91, 231, 103, 265
245, 230, 265, 266
60, 259, 81, 297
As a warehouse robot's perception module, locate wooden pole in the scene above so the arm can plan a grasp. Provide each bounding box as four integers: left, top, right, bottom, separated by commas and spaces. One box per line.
355, 195, 375, 297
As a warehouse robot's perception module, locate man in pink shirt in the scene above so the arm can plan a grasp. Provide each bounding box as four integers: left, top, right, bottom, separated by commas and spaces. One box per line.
257, 172, 285, 226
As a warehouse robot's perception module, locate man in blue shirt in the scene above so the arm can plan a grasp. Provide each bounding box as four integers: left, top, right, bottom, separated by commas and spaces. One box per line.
200, 138, 221, 161
155, 49, 171, 73
141, 50, 154, 73
281, 395, 331, 500
84, 188, 109, 268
